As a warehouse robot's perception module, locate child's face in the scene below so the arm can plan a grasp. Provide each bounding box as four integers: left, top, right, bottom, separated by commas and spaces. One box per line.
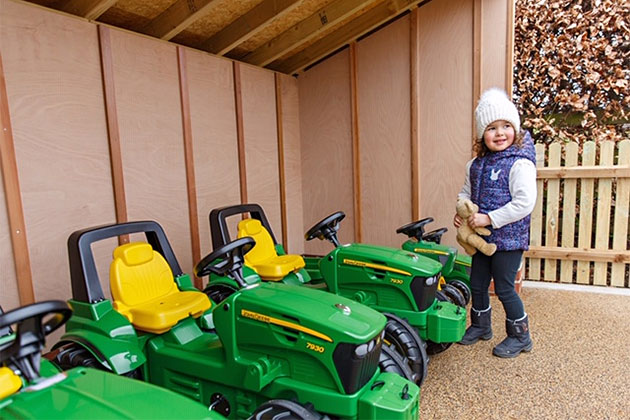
483, 120, 515, 152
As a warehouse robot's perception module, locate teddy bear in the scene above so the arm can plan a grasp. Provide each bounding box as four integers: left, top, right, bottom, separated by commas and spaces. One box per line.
455, 198, 497, 256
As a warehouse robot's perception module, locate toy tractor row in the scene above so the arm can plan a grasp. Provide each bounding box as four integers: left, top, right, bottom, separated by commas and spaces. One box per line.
206, 204, 467, 384
396, 217, 472, 307
0, 301, 221, 419
52, 221, 420, 419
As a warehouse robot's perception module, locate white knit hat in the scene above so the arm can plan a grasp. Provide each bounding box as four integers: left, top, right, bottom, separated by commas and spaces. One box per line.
475, 88, 520, 139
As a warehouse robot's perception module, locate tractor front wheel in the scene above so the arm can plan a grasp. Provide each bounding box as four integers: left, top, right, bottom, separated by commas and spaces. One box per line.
378, 345, 417, 384
383, 313, 428, 386
441, 283, 466, 308
249, 399, 326, 420
446, 279, 471, 305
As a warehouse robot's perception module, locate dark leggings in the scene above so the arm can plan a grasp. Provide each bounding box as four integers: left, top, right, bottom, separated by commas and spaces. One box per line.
470, 250, 525, 320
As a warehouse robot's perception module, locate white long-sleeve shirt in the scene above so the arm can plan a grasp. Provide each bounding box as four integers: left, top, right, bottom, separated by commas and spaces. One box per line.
458, 158, 537, 229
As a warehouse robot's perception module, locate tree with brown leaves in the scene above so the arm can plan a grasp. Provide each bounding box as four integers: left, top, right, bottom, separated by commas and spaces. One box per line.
513, 0, 629, 144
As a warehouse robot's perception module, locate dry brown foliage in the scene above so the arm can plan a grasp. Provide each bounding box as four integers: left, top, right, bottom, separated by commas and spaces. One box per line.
514, 0, 629, 144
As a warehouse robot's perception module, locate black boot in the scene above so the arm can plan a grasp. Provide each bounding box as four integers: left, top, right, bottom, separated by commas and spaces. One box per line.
492, 314, 533, 358
459, 307, 493, 345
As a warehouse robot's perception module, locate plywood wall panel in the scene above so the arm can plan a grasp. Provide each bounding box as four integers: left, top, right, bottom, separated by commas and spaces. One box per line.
298, 50, 355, 255
239, 64, 283, 240
418, 0, 474, 246
357, 16, 412, 248
279, 74, 304, 254
1, 0, 116, 305
482, 0, 508, 91
109, 30, 193, 272
184, 49, 241, 260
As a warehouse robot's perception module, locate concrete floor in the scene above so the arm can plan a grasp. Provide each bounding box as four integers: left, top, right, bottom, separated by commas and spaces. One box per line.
418, 282, 630, 420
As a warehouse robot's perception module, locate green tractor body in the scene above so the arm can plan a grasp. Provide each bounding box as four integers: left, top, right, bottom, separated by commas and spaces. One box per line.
397, 218, 473, 307
55, 221, 420, 419
207, 204, 466, 363
304, 244, 464, 344
0, 301, 221, 420
400, 238, 471, 285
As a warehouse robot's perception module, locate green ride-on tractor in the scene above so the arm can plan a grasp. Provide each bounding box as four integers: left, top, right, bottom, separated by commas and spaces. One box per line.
0, 300, 221, 419
396, 217, 472, 307
52, 220, 420, 419
206, 204, 467, 383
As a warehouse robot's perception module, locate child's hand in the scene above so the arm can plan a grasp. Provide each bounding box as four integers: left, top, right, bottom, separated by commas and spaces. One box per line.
453, 214, 463, 228
468, 213, 491, 229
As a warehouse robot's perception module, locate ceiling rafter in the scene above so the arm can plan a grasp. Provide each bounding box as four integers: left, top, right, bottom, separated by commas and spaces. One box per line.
198, 0, 302, 56
142, 0, 221, 40
241, 0, 381, 67
272, 0, 424, 74
59, 0, 117, 20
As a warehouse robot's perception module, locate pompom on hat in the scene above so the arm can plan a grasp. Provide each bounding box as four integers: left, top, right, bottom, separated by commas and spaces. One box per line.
475, 88, 520, 139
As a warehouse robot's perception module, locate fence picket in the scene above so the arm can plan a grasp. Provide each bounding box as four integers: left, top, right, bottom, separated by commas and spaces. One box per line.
560, 142, 578, 283
528, 143, 546, 280
577, 141, 596, 284
544, 143, 561, 280
611, 140, 630, 286
593, 141, 614, 285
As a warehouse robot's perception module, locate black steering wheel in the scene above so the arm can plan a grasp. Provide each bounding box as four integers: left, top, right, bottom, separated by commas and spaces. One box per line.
0, 300, 72, 382
396, 217, 434, 240
422, 227, 448, 244
195, 237, 255, 288
305, 212, 345, 247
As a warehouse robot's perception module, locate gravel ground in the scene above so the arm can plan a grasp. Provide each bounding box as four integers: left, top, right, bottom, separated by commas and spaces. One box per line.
418, 283, 630, 420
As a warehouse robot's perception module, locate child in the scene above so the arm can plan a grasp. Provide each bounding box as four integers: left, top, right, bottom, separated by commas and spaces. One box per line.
454, 88, 537, 358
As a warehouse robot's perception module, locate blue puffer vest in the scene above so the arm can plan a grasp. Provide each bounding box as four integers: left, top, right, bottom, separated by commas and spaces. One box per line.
470, 131, 536, 251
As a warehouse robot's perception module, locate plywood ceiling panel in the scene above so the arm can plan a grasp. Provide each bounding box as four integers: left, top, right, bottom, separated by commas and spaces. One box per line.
20, 0, 428, 74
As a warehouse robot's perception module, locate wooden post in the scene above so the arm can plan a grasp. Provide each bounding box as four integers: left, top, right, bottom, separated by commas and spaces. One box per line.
0, 51, 35, 305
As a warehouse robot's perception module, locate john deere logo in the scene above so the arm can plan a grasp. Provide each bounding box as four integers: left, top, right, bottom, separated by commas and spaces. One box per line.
335, 303, 351, 315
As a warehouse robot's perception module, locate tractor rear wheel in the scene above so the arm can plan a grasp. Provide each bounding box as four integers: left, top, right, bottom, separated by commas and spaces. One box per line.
54, 344, 141, 379
383, 313, 428, 386
378, 345, 417, 384
249, 399, 326, 420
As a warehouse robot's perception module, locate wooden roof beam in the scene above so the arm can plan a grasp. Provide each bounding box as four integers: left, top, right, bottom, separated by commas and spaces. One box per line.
142, 0, 220, 41
198, 0, 302, 56
241, 0, 380, 67
273, 0, 425, 75
59, 0, 117, 20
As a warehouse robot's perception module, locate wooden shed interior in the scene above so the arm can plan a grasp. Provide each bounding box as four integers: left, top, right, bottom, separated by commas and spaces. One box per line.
1, 0, 514, 336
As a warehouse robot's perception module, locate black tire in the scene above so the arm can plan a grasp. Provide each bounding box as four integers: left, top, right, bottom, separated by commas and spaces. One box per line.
435, 290, 449, 302
204, 284, 238, 305
446, 279, 471, 305
248, 399, 326, 420
378, 345, 417, 384
54, 344, 141, 379
383, 313, 428, 386
441, 284, 466, 308
425, 341, 452, 355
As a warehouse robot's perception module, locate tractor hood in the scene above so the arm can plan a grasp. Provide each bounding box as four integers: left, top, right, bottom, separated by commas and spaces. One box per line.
0, 362, 220, 419
335, 243, 443, 277
231, 282, 386, 343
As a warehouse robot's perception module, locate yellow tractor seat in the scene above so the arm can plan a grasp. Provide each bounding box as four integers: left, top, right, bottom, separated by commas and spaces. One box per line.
109, 242, 210, 334
237, 219, 305, 281
0, 367, 22, 399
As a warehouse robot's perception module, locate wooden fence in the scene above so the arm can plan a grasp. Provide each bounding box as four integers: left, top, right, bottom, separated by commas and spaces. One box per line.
524, 139, 630, 287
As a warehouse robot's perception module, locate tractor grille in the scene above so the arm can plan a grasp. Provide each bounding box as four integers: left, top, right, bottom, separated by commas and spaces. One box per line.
410, 274, 440, 311
332, 334, 382, 394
